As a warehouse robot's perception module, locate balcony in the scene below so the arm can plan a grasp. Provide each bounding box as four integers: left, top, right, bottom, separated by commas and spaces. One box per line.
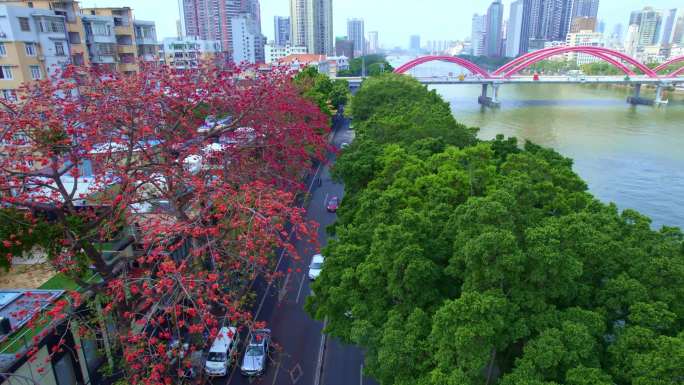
118, 62, 138, 73
117, 45, 136, 54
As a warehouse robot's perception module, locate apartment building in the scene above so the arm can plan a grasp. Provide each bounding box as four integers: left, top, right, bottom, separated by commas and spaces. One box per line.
4, 0, 90, 66
134, 19, 158, 63
162, 36, 222, 69
0, 4, 70, 100
81, 7, 138, 74
81, 14, 117, 71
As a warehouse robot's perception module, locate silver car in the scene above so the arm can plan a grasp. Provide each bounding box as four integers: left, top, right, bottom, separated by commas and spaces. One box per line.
240, 329, 271, 376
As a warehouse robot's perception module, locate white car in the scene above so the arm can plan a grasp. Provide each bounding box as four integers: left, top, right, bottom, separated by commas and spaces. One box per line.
204, 326, 238, 377
308, 254, 325, 280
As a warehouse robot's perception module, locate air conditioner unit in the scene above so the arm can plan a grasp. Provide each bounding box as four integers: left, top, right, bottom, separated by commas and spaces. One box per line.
37, 55, 46, 61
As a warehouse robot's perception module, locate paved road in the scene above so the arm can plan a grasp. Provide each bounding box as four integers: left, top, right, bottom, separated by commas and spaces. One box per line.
212, 115, 376, 385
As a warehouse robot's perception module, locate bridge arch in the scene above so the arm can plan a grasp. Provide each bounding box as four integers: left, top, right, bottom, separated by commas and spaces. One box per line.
493, 46, 659, 78
394, 56, 491, 78
670, 66, 684, 77
654, 56, 684, 74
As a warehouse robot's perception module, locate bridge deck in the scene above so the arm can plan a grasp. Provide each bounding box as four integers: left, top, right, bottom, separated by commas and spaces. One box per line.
337, 76, 684, 86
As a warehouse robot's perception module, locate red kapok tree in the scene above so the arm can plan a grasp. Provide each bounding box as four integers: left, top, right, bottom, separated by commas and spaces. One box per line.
0, 61, 329, 384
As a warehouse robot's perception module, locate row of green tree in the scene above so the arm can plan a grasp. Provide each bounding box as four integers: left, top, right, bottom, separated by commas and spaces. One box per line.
293, 66, 350, 117
306, 74, 684, 385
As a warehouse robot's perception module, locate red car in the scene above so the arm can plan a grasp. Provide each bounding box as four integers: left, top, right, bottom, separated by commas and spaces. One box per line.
326, 196, 339, 213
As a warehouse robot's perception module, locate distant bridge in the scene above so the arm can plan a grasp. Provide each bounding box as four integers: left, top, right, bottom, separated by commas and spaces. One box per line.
337, 46, 684, 108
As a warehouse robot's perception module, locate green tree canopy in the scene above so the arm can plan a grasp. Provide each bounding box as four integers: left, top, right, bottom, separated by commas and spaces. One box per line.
307, 74, 684, 385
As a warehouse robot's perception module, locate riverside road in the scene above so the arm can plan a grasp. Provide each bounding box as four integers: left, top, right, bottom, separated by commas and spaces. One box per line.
216, 114, 377, 385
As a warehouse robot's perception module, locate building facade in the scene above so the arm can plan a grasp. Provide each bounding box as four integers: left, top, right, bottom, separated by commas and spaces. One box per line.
673, 16, 684, 45
81, 14, 117, 71
571, 0, 599, 19
289, 0, 332, 55
367, 30, 378, 54
506, 0, 524, 57
484, 0, 504, 57
162, 36, 222, 69
335, 38, 353, 58
0, 4, 71, 100
347, 18, 364, 57
409, 34, 420, 52
134, 20, 158, 63
470, 14, 486, 56
182, 0, 262, 60
661, 9, 678, 46
273, 15, 290, 45
81, 7, 138, 74
637, 7, 663, 47
566, 29, 604, 65
231, 14, 265, 63
264, 43, 306, 63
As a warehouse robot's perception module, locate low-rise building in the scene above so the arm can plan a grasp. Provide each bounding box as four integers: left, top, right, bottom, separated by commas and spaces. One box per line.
134, 20, 158, 63
278, 53, 330, 75
264, 43, 307, 63
82, 7, 138, 74
161, 37, 222, 69
566, 30, 605, 65
0, 4, 71, 101
81, 14, 117, 72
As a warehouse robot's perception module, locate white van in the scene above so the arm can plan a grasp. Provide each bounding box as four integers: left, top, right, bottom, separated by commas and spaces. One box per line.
204, 326, 238, 377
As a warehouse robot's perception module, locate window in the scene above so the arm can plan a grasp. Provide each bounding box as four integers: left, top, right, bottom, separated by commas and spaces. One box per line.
1, 90, 16, 101
18, 17, 30, 31
0, 67, 12, 80
25, 42, 36, 56
38, 18, 65, 33
0, 43, 5, 57
30, 65, 41, 80
68, 32, 81, 44
54, 41, 65, 56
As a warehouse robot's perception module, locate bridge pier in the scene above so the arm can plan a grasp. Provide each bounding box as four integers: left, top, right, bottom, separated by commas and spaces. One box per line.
627, 83, 669, 106
478, 83, 501, 108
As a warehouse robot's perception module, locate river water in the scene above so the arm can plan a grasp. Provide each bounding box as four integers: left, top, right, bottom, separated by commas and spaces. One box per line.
388, 56, 684, 229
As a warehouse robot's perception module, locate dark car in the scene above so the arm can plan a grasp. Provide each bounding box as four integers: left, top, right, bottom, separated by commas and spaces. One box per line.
240, 329, 271, 376
326, 196, 339, 212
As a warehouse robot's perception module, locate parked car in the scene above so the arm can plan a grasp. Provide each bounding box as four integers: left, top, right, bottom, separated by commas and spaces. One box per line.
309, 254, 325, 280
240, 329, 271, 376
204, 326, 238, 377
326, 196, 339, 212
340, 142, 350, 149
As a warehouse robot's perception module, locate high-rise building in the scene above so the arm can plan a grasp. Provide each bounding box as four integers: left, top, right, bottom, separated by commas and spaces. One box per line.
347, 18, 365, 56
274, 16, 291, 45
470, 14, 486, 56
528, 0, 574, 43
518, 0, 534, 55
410, 35, 421, 52
289, 0, 333, 55
661, 9, 678, 46
673, 16, 684, 44
629, 11, 643, 27
368, 31, 379, 54
566, 30, 604, 65
484, 0, 504, 57
571, 0, 599, 19
570, 16, 597, 33
232, 14, 265, 63
597, 20, 606, 33
336, 38, 354, 58
624, 23, 640, 56
506, 0, 524, 57
182, 0, 262, 58
637, 7, 663, 47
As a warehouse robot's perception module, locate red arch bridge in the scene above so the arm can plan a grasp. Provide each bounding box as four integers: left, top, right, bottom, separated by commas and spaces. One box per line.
340, 47, 684, 107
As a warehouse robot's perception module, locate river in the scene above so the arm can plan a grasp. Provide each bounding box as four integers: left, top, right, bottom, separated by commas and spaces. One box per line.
387, 56, 684, 229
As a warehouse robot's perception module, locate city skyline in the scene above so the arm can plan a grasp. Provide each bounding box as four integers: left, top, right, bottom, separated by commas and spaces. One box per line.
79, 0, 681, 49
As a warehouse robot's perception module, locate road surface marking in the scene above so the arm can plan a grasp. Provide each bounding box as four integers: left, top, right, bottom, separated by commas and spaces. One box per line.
313, 318, 328, 385
295, 274, 307, 303
323, 193, 328, 209
290, 363, 303, 384
360, 364, 364, 385
255, 163, 325, 319
278, 272, 291, 303
270, 361, 282, 385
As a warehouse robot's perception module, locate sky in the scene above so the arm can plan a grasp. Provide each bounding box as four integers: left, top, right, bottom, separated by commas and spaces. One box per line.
80, 0, 682, 48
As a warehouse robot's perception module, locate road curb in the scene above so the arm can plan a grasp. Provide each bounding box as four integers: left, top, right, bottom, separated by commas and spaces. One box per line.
313, 318, 328, 385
